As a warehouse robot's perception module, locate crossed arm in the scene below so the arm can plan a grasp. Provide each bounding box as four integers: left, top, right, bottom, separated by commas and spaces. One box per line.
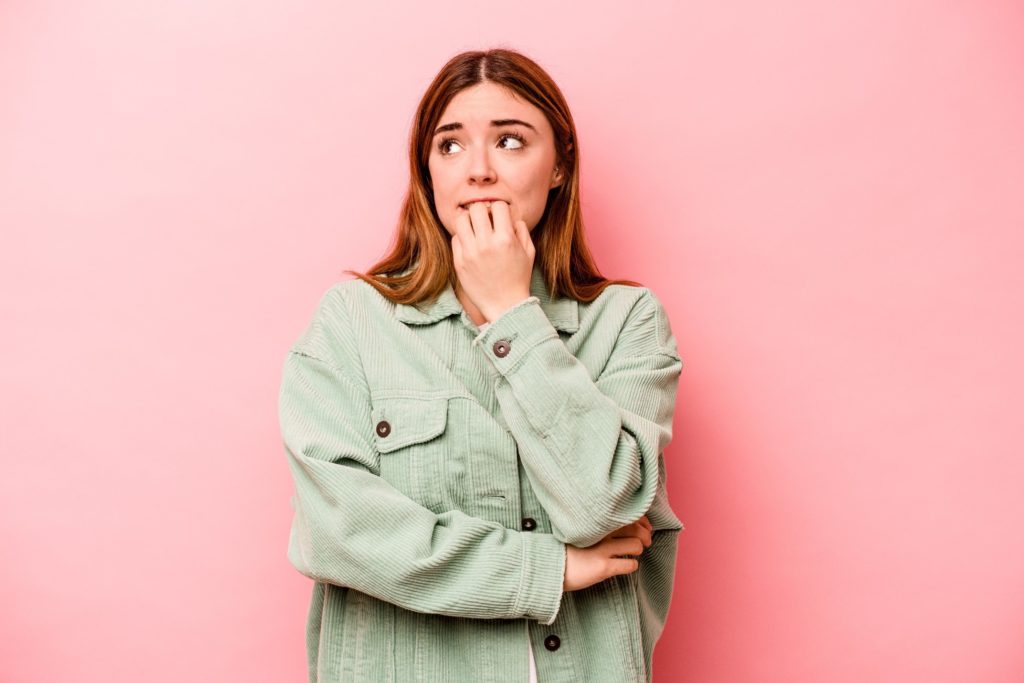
279, 286, 682, 624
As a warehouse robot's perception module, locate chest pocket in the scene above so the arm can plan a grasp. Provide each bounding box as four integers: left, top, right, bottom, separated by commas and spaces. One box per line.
370, 394, 450, 512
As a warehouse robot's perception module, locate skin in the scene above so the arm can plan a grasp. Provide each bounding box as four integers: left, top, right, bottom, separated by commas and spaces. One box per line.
427, 81, 651, 591
563, 515, 653, 592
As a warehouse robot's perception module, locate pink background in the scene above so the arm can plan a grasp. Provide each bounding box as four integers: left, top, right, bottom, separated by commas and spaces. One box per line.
2, 1, 1023, 681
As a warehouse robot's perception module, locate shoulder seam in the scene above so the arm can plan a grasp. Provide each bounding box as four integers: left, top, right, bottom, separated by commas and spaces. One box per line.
640, 289, 682, 361
285, 348, 366, 394
334, 285, 372, 392
288, 284, 371, 391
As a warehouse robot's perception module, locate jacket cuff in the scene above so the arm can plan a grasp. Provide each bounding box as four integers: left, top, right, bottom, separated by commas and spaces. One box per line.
515, 532, 566, 626
472, 297, 559, 377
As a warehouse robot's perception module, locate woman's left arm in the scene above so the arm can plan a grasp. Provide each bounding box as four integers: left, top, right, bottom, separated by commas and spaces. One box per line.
472, 287, 683, 549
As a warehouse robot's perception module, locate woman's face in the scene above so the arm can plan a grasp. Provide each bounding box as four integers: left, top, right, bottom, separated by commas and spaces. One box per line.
427, 81, 563, 237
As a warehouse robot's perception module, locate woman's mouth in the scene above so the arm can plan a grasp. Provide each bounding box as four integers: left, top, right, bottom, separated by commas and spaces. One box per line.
458, 199, 505, 210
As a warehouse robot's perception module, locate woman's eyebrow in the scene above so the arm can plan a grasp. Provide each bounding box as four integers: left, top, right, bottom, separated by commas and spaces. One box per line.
433, 119, 537, 136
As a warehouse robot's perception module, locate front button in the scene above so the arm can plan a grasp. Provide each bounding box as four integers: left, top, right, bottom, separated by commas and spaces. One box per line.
544, 635, 560, 651
521, 517, 537, 531
375, 420, 391, 437
492, 339, 511, 358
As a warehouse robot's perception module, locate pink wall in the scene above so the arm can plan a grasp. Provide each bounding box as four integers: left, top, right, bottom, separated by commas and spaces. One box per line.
2, 1, 1022, 681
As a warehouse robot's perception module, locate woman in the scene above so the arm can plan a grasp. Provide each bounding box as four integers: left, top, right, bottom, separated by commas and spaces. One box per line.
279, 48, 685, 682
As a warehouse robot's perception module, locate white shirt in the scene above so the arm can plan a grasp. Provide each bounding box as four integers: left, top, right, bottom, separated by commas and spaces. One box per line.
482, 320, 539, 682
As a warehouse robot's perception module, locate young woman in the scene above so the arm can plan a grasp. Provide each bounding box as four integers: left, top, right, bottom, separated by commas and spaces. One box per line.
279, 48, 685, 682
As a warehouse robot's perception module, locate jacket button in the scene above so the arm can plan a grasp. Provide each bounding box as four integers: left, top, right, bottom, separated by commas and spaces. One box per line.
375, 420, 391, 437
492, 339, 511, 358
521, 517, 537, 531
544, 635, 560, 651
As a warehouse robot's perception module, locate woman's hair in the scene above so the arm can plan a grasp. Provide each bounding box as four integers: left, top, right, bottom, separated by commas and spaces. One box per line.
345, 47, 641, 305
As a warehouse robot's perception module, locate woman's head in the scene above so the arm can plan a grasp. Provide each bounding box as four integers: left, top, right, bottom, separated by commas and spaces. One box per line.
427, 80, 565, 239
350, 48, 640, 304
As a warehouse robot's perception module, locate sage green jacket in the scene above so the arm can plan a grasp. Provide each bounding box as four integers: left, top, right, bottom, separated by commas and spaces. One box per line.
279, 261, 685, 682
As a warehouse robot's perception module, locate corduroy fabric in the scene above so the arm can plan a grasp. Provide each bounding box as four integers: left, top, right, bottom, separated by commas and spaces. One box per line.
279, 261, 685, 682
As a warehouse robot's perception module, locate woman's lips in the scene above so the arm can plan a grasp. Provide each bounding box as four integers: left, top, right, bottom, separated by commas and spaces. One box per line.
458, 199, 506, 209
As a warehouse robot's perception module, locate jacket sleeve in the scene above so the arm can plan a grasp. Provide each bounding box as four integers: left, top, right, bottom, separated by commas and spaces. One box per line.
279, 288, 566, 624
472, 288, 683, 548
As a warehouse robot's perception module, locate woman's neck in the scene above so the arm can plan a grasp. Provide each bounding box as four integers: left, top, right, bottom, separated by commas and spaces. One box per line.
454, 280, 488, 326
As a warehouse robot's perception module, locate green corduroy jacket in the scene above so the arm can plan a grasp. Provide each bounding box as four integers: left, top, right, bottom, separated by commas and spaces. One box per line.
278, 261, 685, 682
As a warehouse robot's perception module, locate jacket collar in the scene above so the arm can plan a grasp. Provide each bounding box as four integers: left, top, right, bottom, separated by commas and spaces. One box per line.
394, 261, 580, 333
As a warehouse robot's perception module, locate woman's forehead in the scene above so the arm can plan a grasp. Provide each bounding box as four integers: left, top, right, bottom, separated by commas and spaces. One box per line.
443, 84, 533, 116
437, 85, 547, 134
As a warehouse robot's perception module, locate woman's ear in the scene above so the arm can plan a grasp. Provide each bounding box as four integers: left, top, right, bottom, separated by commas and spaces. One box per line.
550, 166, 564, 189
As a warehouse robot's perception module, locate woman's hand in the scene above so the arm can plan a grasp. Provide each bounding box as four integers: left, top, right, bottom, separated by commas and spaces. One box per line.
562, 515, 654, 592
451, 199, 535, 322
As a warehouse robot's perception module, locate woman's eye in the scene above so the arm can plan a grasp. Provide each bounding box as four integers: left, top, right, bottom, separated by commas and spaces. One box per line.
436, 132, 526, 156
499, 133, 525, 150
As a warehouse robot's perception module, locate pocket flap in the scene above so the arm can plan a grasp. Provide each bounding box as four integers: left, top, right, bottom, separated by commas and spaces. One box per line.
371, 395, 449, 454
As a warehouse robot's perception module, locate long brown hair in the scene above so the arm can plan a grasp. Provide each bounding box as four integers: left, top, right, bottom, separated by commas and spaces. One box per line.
344, 47, 641, 306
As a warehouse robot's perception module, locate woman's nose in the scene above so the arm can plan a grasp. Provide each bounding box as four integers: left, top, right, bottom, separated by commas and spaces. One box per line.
466, 149, 496, 183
